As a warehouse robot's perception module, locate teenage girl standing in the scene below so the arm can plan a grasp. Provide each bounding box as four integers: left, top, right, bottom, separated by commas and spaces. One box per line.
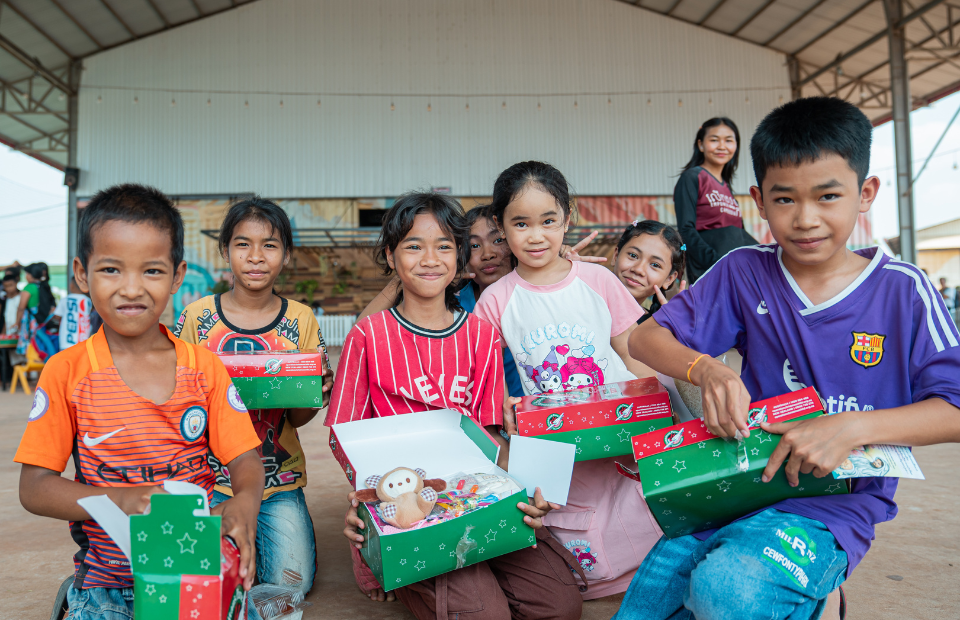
474, 161, 663, 599
176, 198, 331, 618
674, 118, 757, 283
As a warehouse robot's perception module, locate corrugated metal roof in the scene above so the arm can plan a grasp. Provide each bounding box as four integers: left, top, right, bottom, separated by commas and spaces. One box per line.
1, 0, 958, 171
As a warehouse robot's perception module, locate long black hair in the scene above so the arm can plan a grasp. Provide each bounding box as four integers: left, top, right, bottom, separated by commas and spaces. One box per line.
616, 221, 685, 315
219, 197, 294, 258
24, 262, 54, 320
681, 117, 740, 186
374, 192, 470, 311
490, 161, 578, 228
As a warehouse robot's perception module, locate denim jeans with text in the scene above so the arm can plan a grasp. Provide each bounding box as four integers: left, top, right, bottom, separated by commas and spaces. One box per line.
612, 509, 848, 620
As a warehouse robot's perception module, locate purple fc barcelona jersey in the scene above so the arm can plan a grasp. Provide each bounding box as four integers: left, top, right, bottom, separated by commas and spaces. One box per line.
655, 244, 960, 575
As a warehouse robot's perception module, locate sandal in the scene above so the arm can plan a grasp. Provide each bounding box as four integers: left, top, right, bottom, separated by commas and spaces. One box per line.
838, 585, 846, 620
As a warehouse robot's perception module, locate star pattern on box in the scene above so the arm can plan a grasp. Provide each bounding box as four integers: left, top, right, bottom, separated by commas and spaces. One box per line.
679, 516, 687, 521
499, 520, 507, 528
655, 459, 663, 466
415, 561, 426, 571
164, 556, 174, 568
673, 460, 686, 473
753, 477, 762, 483
575, 446, 582, 454
659, 498, 668, 502
195, 521, 205, 532
145, 584, 156, 595
706, 496, 712, 500
137, 531, 148, 542
200, 559, 210, 570
159, 595, 167, 604
414, 547, 419, 552
479, 547, 485, 554
186, 585, 193, 592
756, 431, 772, 443
798, 487, 804, 491
654, 481, 661, 486
654, 442, 661, 447
177, 533, 198, 554
161, 521, 174, 534
604, 445, 611, 452
617, 428, 631, 443
262, 392, 269, 398
511, 526, 517, 533
528, 535, 535, 544
399, 559, 407, 565
825, 482, 844, 494
648, 425, 656, 432
595, 436, 601, 441
270, 377, 283, 390
662, 510, 672, 515
685, 493, 691, 497
485, 529, 497, 543
191, 610, 200, 619
296, 382, 303, 389
750, 448, 760, 456
717, 480, 732, 492
575, 436, 582, 443
698, 442, 706, 448
712, 449, 722, 457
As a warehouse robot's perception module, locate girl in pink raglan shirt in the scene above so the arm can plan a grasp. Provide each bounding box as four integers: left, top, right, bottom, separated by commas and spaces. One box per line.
474, 161, 664, 599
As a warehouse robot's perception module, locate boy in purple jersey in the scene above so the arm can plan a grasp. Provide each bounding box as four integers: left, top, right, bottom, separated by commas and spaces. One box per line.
614, 97, 960, 620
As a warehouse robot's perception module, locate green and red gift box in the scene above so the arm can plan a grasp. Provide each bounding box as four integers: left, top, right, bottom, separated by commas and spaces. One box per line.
218, 350, 325, 409
515, 378, 673, 461
633, 387, 850, 538
329, 410, 536, 590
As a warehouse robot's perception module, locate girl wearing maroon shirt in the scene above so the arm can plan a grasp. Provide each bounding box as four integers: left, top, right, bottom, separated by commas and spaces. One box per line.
674, 117, 757, 283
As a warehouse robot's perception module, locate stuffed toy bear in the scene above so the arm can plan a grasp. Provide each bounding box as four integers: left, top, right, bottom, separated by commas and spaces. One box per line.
355, 467, 447, 529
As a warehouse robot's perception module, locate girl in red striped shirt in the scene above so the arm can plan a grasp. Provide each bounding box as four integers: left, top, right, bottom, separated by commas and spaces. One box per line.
325, 192, 583, 620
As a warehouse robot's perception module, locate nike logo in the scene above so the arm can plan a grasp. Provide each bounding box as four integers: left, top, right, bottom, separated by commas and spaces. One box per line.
757, 301, 769, 315
83, 427, 125, 448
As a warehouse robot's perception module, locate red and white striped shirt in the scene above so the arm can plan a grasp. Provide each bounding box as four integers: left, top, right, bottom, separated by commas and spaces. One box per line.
324, 308, 504, 427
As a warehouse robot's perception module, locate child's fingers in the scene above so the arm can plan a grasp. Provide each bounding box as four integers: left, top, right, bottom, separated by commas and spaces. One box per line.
653, 286, 668, 306
577, 256, 607, 263
679, 280, 687, 292
762, 439, 791, 483
571, 231, 599, 253
726, 383, 750, 438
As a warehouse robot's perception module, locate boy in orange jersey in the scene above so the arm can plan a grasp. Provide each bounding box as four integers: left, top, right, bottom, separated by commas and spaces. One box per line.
14, 184, 264, 620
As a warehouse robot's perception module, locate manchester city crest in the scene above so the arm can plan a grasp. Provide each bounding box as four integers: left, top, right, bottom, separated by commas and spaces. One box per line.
850, 332, 885, 368
180, 406, 208, 441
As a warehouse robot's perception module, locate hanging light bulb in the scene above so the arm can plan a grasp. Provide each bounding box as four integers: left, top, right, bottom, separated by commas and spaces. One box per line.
678, 99, 683, 107
390, 101, 395, 111
745, 95, 750, 104
708, 97, 713, 106
607, 97, 612, 105
207, 98, 211, 106
574, 100, 578, 109
171, 98, 176, 106
954, 160, 958, 170
465, 102, 469, 111
96, 96, 102, 104
779, 95, 784, 104
244, 100, 249, 108
537, 101, 541, 110
133, 96, 139, 104
647, 98, 652, 106
58, 93, 65, 101
316, 98, 321, 107
502, 101, 506, 109
279, 99, 284, 108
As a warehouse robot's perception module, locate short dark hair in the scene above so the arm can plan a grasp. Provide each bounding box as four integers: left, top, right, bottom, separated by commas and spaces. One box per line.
78, 184, 184, 268
218, 197, 294, 257
490, 161, 577, 228
374, 192, 469, 311
750, 97, 873, 190
2, 273, 17, 283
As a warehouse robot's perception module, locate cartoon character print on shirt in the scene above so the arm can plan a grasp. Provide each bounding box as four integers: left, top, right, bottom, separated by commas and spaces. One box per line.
208, 411, 303, 489
564, 539, 598, 572
516, 345, 609, 395
195, 309, 220, 342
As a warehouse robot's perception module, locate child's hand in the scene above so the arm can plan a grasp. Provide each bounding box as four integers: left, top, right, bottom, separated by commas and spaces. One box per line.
115, 485, 165, 515
343, 491, 366, 549
652, 280, 687, 307
502, 396, 521, 435
322, 362, 335, 394
517, 487, 559, 538
760, 412, 867, 486
562, 231, 607, 263
359, 584, 396, 602
212, 493, 259, 590
690, 356, 752, 438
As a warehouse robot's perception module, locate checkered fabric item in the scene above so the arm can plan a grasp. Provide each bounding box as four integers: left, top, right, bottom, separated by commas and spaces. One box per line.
381, 503, 398, 519
420, 487, 438, 503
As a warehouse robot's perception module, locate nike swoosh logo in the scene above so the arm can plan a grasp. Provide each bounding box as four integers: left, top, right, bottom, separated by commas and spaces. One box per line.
757, 302, 769, 315
83, 427, 125, 448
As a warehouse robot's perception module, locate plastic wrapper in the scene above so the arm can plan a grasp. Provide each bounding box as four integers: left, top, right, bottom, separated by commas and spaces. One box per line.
249, 584, 309, 620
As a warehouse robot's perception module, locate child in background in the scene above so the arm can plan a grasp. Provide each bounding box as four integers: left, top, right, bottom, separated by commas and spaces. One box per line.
474, 161, 662, 599
328, 193, 583, 619
16, 261, 57, 356
2, 273, 20, 336
52, 276, 94, 350
176, 198, 331, 613
616, 97, 960, 619
14, 184, 264, 619
613, 220, 686, 326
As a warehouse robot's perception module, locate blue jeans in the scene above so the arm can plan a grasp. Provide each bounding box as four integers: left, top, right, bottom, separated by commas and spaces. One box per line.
212, 488, 317, 620
613, 509, 848, 620
66, 586, 133, 620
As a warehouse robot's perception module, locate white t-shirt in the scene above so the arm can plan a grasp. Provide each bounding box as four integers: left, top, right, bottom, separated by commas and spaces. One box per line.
54, 293, 93, 350
3, 293, 19, 335
474, 262, 644, 395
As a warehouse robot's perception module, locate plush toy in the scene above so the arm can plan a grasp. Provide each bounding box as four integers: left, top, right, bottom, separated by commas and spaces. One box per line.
356, 467, 447, 529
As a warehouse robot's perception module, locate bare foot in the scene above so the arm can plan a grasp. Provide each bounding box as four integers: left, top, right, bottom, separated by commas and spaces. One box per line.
823, 589, 842, 620
358, 584, 396, 602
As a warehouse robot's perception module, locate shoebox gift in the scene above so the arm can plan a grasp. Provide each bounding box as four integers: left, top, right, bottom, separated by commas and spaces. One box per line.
76, 480, 247, 619
329, 410, 536, 591
633, 387, 850, 538
218, 349, 326, 409
515, 377, 673, 461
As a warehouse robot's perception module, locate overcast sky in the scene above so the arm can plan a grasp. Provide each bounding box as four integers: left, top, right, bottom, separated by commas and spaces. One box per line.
2, 91, 959, 266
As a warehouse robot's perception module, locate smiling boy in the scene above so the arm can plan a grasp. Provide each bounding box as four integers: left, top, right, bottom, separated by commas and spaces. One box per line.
616, 97, 960, 619
14, 184, 264, 620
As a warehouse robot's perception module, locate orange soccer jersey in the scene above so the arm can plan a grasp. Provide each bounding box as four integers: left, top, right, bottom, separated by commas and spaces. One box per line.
14, 325, 260, 590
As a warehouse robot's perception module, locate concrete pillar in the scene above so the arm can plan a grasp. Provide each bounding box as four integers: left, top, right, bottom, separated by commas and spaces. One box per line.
66, 61, 81, 277
883, 0, 916, 264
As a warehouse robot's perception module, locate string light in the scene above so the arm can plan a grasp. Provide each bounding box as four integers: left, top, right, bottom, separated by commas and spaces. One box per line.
745, 96, 750, 104
207, 98, 211, 106
708, 97, 713, 106
244, 100, 249, 108
647, 98, 652, 106
316, 98, 321, 107
390, 101, 395, 111
465, 102, 469, 111
779, 95, 784, 104
502, 101, 506, 109
279, 99, 284, 108
96, 96, 101, 104
171, 98, 176, 106
607, 98, 612, 105
427, 103, 432, 111
573, 100, 578, 108
133, 96, 138, 104
537, 101, 541, 110
678, 99, 682, 107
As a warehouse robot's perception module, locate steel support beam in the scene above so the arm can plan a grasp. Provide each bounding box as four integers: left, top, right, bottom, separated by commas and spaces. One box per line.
885, 0, 917, 264
788, 55, 803, 99
0, 32, 74, 94
66, 61, 80, 277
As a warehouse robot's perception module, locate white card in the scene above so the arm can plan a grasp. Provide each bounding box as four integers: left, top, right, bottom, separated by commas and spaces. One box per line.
507, 435, 576, 506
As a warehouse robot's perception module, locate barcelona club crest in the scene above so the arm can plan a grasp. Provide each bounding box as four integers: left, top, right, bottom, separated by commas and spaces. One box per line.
850, 332, 885, 368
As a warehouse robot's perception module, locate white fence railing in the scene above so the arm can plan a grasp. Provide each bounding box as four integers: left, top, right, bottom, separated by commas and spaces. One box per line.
316, 314, 357, 347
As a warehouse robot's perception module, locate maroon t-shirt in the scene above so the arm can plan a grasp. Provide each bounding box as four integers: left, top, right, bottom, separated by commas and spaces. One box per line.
685, 167, 742, 230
